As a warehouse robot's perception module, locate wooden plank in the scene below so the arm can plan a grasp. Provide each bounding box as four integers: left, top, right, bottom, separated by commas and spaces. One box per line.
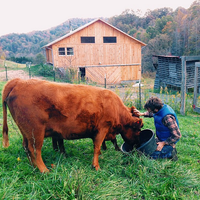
185, 56, 200, 61
193, 63, 198, 108
194, 107, 200, 113
84, 63, 140, 68
193, 62, 200, 113
180, 56, 186, 115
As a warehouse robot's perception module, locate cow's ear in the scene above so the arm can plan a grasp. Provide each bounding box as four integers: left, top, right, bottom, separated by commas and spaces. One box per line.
130, 106, 140, 117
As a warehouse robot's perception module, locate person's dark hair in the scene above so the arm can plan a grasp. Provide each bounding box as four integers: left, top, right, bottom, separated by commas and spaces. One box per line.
144, 97, 163, 111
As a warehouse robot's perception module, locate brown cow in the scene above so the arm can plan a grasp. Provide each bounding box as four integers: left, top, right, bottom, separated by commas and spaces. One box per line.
2, 78, 143, 172
52, 106, 140, 153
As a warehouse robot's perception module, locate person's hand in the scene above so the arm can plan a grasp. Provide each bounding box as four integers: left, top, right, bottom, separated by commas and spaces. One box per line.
156, 141, 166, 151
133, 109, 145, 116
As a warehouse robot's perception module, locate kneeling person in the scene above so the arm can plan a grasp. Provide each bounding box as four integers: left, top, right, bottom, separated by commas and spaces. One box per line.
135, 97, 181, 160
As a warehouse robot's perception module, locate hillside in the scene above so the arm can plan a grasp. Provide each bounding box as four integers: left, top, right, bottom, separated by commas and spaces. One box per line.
0, 18, 98, 58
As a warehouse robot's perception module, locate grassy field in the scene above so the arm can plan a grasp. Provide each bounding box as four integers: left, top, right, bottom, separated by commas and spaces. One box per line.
0, 77, 200, 199
0, 59, 26, 70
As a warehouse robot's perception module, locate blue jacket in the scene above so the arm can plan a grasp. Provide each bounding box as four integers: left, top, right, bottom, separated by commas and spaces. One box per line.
154, 104, 179, 142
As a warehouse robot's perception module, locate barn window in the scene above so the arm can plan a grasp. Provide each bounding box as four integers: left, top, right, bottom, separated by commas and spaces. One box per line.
103, 37, 117, 43
67, 47, 74, 55
58, 47, 65, 55
81, 37, 95, 43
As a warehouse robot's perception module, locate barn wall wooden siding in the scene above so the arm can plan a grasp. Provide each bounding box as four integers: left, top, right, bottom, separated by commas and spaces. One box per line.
45, 20, 145, 84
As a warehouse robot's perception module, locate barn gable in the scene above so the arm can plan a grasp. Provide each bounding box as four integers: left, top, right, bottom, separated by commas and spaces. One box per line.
44, 18, 146, 48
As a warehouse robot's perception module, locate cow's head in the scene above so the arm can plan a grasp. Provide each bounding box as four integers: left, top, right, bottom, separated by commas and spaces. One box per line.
121, 109, 143, 148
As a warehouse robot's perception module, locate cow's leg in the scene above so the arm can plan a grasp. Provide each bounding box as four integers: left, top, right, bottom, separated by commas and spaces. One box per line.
102, 140, 107, 150
25, 131, 49, 173
57, 138, 66, 154
52, 137, 66, 154
52, 137, 59, 151
92, 128, 108, 170
23, 136, 37, 168
111, 138, 120, 151
28, 138, 49, 173
22, 135, 35, 166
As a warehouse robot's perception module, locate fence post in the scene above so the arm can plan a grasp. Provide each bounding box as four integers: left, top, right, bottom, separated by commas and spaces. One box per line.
78, 71, 81, 84
139, 80, 142, 109
43, 64, 46, 77
104, 74, 106, 88
180, 56, 186, 115
5, 63, 8, 81
28, 62, 31, 79
53, 66, 56, 82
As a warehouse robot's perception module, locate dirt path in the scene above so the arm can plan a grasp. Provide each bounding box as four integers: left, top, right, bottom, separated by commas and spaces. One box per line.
0, 70, 43, 81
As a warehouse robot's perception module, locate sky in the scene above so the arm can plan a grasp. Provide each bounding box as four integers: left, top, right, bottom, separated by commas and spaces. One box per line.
0, 0, 196, 37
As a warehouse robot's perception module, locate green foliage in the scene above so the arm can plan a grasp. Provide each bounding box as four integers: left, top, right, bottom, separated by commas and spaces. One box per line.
128, 28, 137, 36
146, 26, 158, 39
34, 53, 46, 65
24, 64, 55, 78
8, 56, 33, 64
155, 15, 174, 34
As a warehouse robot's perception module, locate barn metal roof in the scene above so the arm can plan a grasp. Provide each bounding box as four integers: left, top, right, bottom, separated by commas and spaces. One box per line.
42, 18, 146, 48
152, 55, 180, 58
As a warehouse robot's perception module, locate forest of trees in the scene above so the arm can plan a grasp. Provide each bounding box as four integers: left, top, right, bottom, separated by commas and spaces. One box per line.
108, 0, 200, 72
0, 0, 200, 73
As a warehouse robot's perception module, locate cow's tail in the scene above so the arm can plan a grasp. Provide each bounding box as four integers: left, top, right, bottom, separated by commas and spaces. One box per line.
2, 78, 20, 147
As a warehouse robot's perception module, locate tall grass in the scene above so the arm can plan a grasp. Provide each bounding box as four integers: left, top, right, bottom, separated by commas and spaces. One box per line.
1, 78, 200, 199
0, 59, 26, 70
121, 79, 195, 115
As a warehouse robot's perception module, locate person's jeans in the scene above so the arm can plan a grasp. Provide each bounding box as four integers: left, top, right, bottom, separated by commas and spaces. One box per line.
150, 145, 173, 159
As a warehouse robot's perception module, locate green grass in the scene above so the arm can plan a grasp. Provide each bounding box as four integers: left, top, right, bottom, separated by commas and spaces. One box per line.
0, 59, 26, 70
1, 79, 200, 199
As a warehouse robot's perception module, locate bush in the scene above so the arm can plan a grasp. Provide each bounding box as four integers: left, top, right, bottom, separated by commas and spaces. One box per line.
38, 64, 55, 77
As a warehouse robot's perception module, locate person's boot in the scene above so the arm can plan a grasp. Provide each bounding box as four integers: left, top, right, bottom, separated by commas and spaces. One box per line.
171, 148, 178, 161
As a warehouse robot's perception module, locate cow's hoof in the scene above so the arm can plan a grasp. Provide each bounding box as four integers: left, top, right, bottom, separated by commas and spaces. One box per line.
102, 146, 107, 150
116, 148, 121, 151
60, 152, 67, 157
40, 167, 50, 173
92, 165, 100, 171
3, 140, 9, 148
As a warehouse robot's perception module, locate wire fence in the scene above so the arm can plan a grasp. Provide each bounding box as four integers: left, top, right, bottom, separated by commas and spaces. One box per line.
0, 64, 198, 115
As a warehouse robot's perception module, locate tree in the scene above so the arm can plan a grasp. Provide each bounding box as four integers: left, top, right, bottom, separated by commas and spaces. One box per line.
142, 34, 172, 72
0, 46, 6, 60
34, 53, 46, 65
146, 26, 158, 39
155, 15, 174, 34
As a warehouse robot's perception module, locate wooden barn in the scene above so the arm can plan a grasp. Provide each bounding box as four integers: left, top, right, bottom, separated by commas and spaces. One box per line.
153, 55, 200, 92
43, 18, 146, 84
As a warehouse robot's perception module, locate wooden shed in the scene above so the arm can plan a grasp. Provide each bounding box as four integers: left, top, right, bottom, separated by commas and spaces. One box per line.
153, 55, 200, 92
43, 18, 146, 84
